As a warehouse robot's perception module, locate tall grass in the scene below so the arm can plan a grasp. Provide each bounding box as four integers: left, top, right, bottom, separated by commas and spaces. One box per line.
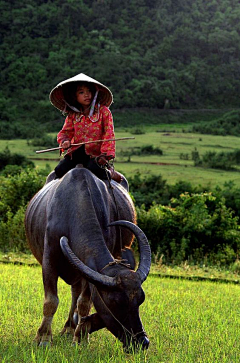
0, 263, 239, 362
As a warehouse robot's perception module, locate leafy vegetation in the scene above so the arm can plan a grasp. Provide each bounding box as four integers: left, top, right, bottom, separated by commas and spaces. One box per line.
193, 148, 240, 170
0, 168, 48, 252
192, 110, 240, 136
0, 146, 34, 173
128, 173, 202, 208
114, 109, 226, 129
119, 145, 163, 162
28, 134, 56, 148
137, 192, 240, 266
1, 1, 240, 139
0, 169, 239, 268
129, 172, 240, 221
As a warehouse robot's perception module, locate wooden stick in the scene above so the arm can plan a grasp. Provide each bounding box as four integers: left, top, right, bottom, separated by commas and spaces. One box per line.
35, 137, 135, 154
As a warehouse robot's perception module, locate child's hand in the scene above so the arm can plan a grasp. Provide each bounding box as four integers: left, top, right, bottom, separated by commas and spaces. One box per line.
97, 155, 108, 166
60, 140, 71, 149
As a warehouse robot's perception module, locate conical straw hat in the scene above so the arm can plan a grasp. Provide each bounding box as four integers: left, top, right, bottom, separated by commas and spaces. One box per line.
49, 73, 113, 112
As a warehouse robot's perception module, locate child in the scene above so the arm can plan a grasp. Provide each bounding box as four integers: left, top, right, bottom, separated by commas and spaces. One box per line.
49, 73, 122, 182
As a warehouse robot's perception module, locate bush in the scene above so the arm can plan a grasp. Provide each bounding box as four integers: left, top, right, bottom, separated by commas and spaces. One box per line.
0, 168, 46, 222
137, 192, 240, 266
128, 172, 168, 207
1, 165, 24, 177
193, 149, 240, 171
140, 145, 163, 155
30, 134, 56, 147
0, 147, 34, 172
128, 172, 203, 208
0, 207, 29, 252
119, 145, 163, 163
0, 168, 48, 252
1, 167, 240, 266
0, 121, 46, 139
192, 110, 240, 136
130, 127, 146, 135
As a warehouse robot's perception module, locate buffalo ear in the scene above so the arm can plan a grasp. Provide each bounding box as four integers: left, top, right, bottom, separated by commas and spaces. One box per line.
121, 248, 136, 270
108, 221, 151, 284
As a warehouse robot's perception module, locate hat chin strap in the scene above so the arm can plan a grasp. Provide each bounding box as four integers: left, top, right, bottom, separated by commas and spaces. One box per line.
89, 90, 99, 117
63, 100, 81, 113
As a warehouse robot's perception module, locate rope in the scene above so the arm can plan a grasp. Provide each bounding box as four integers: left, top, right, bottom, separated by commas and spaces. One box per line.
100, 259, 131, 273
105, 163, 123, 251
88, 160, 147, 343
74, 160, 146, 344
76, 283, 146, 345
94, 286, 146, 343
95, 157, 123, 251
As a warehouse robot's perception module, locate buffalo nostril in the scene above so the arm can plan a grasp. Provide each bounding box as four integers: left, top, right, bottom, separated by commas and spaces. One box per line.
139, 336, 150, 350
123, 335, 150, 352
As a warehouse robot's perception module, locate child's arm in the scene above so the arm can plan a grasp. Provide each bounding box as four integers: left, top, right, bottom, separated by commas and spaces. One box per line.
57, 115, 74, 146
100, 107, 116, 159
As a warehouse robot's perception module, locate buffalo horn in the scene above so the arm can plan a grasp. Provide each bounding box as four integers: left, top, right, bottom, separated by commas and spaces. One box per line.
60, 236, 117, 287
108, 221, 151, 283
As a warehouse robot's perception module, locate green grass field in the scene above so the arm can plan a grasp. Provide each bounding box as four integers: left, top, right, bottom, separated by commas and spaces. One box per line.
0, 263, 239, 362
1, 126, 240, 187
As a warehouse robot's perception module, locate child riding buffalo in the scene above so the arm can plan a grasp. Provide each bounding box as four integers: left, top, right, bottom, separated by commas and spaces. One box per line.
49, 73, 122, 182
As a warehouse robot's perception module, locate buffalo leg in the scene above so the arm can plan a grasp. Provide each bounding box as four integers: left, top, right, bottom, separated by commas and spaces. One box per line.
80, 313, 105, 334
35, 254, 59, 346
61, 283, 82, 336
73, 283, 92, 344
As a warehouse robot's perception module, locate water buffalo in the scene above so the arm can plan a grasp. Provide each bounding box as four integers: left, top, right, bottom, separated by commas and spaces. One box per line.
25, 166, 151, 350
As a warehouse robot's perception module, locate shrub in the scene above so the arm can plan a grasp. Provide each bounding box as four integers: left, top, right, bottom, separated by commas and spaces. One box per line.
0, 121, 45, 139
128, 172, 203, 208
128, 172, 168, 207
214, 182, 240, 219
1, 165, 23, 177
140, 145, 163, 155
0, 207, 29, 252
179, 153, 189, 160
193, 149, 240, 170
192, 110, 240, 136
137, 192, 240, 266
0, 147, 34, 172
30, 134, 56, 147
0, 168, 48, 252
1, 167, 240, 266
119, 145, 163, 163
0, 168, 46, 222
130, 127, 146, 135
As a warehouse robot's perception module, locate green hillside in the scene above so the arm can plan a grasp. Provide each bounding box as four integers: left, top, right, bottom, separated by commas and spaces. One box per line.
1, 0, 240, 139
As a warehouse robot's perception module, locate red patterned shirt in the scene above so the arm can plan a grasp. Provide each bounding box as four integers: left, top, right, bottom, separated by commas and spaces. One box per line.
57, 105, 115, 158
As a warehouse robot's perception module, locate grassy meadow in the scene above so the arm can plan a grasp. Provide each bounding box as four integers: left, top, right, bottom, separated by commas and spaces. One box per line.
1, 116, 240, 362
1, 124, 240, 187
0, 263, 239, 363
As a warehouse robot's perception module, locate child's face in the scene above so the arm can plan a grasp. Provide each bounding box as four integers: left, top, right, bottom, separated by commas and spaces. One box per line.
76, 85, 93, 108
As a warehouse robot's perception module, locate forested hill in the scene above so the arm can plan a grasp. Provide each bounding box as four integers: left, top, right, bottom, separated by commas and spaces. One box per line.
1, 0, 240, 138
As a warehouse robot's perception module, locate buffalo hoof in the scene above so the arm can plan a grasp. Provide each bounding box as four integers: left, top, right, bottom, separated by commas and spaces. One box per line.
73, 312, 78, 326
60, 326, 75, 336
72, 332, 89, 345
34, 333, 52, 347
38, 341, 51, 348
